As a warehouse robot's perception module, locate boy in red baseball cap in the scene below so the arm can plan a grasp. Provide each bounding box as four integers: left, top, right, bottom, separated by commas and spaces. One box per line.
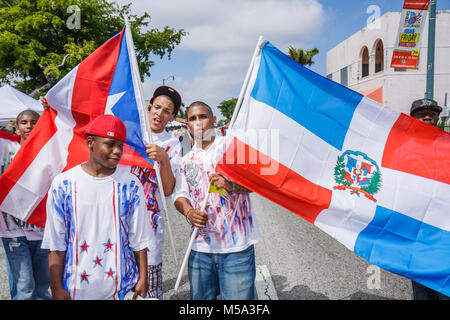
42, 115, 152, 300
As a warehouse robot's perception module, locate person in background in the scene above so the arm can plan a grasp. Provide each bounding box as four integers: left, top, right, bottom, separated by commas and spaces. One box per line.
0, 109, 51, 300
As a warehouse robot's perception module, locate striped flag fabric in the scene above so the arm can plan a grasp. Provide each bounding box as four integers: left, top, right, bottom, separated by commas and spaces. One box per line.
216, 41, 450, 296
0, 25, 153, 228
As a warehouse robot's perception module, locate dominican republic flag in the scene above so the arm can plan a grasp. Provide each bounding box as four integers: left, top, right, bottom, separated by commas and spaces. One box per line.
216, 41, 450, 296
0, 25, 153, 228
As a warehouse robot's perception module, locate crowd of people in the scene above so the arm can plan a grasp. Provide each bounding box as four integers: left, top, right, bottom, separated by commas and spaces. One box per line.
0, 85, 447, 300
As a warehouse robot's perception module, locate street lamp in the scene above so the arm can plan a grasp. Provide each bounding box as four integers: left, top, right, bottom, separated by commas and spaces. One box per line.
163, 75, 175, 85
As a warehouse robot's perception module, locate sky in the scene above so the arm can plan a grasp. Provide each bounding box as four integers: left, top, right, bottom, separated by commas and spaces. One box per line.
115, 0, 450, 119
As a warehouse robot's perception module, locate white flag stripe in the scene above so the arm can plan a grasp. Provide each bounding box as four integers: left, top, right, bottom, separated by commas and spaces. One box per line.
230, 96, 340, 190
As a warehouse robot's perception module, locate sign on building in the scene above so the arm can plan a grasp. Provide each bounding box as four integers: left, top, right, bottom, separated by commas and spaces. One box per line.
390, 0, 430, 69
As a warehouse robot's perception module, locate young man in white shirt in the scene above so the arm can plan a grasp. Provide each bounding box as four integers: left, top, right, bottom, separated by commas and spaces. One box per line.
42, 115, 152, 300
173, 101, 261, 300
127, 85, 183, 299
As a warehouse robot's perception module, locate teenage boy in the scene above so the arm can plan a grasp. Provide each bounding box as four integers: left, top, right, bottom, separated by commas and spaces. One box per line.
0, 110, 51, 300
42, 115, 152, 300
126, 85, 182, 299
173, 101, 261, 300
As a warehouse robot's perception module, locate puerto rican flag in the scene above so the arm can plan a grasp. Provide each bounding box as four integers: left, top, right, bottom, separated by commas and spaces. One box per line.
0, 25, 153, 228
216, 41, 450, 296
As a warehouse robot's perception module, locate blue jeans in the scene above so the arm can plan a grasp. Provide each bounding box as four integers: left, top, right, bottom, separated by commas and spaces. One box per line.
1, 237, 51, 300
188, 245, 256, 300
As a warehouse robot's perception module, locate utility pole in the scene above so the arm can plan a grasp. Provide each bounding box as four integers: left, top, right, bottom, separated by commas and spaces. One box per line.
425, 0, 436, 99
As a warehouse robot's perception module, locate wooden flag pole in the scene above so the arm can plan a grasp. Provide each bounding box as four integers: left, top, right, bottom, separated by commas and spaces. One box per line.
173, 35, 265, 290
125, 17, 178, 266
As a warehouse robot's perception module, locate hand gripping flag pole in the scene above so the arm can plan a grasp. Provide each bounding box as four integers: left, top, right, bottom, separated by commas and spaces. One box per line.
124, 17, 178, 266
174, 36, 265, 290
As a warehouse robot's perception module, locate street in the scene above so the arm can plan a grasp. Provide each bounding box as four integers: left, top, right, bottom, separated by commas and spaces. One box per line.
0, 193, 412, 300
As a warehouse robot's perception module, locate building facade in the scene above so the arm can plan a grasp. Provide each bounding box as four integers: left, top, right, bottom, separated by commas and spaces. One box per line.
326, 10, 450, 116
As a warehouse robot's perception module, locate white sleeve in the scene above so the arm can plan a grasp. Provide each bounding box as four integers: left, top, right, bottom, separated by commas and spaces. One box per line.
41, 179, 68, 251
128, 178, 152, 252
172, 162, 190, 204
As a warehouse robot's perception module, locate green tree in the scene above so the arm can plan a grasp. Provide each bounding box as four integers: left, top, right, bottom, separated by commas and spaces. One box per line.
216, 97, 237, 126
0, 0, 186, 97
287, 46, 319, 67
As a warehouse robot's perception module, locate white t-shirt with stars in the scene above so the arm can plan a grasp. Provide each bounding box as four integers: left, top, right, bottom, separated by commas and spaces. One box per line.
42, 165, 152, 300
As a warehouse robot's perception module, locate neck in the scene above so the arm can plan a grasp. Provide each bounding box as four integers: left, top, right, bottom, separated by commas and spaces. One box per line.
200, 134, 216, 150
82, 159, 116, 177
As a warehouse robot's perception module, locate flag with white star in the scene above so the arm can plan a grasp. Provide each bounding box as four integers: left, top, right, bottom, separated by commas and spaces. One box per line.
0, 25, 154, 227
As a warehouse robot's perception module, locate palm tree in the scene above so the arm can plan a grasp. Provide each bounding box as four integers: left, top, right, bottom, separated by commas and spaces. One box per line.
287, 46, 319, 67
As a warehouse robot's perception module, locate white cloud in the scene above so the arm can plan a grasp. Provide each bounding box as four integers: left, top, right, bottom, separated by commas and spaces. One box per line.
116, 0, 325, 117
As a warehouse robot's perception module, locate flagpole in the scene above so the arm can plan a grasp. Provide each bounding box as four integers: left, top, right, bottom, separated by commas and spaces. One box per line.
124, 17, 178, 266
173, 35, 265, 291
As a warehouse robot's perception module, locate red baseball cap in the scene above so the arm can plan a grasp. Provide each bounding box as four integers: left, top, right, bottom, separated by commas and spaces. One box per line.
85, 114, 127, 142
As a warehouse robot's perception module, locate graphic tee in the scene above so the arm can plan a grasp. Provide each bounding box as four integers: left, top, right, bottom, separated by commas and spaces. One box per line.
173, 135, 261, 254
42, 165, 152, 300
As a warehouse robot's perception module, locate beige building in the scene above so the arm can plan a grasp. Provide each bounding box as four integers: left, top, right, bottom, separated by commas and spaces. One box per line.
326, 10, 450, 116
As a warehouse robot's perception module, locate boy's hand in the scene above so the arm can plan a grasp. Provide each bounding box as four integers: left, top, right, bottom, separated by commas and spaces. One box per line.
185, 207, 208, 228
209, 173, 233, 192
132, 279, 148, 300
40, 96, 50, 111
145, 144, 169, 163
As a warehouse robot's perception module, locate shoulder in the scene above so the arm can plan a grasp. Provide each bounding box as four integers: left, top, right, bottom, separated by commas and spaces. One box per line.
114, 166, 144, 188
51, 165, 80, 184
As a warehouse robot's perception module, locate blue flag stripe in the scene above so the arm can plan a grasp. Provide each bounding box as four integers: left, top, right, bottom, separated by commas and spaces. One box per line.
251, 42, 363, 151
355, 205, 450, 296
108, 28, 153, 165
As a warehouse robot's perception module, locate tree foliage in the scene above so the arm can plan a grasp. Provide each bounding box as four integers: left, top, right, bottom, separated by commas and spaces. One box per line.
0, 0, 186, 97
216, 97, 237, 127
287, 46, 319, 67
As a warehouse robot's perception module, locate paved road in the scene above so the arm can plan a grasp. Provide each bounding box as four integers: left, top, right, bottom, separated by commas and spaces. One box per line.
0, 193, 412, 300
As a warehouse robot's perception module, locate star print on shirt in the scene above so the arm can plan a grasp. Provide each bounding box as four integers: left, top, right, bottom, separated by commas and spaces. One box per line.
93, 256, 103, 268
80, 241, 89, 254
80, 271, 90, 284
103, 238, 114, 253
105, 268, 115, 279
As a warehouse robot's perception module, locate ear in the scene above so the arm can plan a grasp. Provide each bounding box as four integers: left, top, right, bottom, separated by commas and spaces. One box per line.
213, 115, 217, 125
86, 136, 95, 150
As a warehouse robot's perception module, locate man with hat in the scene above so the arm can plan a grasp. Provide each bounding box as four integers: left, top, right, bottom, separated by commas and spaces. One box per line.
409, 98, 448, 300
410, 98, 442, 127
127, 85, 183, 299
42, 115, 152, 300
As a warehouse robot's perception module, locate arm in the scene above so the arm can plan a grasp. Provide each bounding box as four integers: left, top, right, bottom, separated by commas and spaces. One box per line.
132, 249, 148, 299
146, 144, 175, 196
48, 251, 71, 300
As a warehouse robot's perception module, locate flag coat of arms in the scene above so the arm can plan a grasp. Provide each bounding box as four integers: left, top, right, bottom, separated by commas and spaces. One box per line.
0, 25, 153, 228
216, 41, 450, 296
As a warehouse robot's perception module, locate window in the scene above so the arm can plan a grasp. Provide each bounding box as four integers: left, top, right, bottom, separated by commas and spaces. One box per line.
374, 39, 384, 73
361, 46, 369, 78
340, 67, 348, 87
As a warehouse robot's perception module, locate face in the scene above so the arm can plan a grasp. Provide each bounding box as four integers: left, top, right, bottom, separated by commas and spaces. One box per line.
413, 109, 440, 126
187, 105, 216, 142
16, 114, 39, 143
87, 136, 124, 169
148, 95, 176, 133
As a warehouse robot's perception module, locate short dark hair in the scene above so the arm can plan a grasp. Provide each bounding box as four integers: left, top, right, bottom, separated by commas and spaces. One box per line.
16, 110, 40, 123
187, 101, 214, 117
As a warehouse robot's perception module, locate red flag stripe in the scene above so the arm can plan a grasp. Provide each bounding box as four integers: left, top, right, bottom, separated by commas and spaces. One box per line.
382, 114, 450, 185
216, 137, 332, 224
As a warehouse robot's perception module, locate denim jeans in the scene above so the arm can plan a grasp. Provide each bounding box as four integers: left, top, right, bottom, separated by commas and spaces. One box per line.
188, 245, 256, 300
1, 237, 51, 300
